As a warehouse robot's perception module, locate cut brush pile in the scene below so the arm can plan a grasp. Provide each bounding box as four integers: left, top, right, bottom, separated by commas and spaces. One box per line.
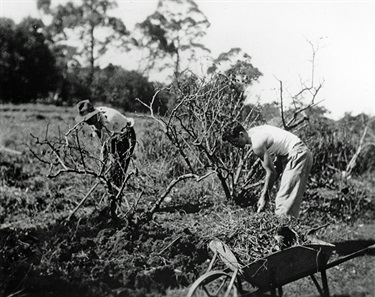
186, 207, 326, 265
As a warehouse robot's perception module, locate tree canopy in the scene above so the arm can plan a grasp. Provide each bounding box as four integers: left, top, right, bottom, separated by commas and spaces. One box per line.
37, 0, 132, 84
0, 17, 58, 103
136, 0, 211, 81
2, 0, 267, 115
91, 64, 168, 114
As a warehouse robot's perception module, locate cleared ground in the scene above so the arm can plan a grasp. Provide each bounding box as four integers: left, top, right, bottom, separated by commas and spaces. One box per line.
1, 104, 374, 297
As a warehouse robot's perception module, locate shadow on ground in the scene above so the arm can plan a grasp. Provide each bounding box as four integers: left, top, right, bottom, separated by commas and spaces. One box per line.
158, 202, 213, 214
334, 239, 375, 256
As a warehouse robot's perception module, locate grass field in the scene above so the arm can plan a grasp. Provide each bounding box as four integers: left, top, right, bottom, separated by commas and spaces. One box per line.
0, 103, 374, 297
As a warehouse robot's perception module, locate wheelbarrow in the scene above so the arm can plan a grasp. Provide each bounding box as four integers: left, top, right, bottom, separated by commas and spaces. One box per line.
187, 239, 374, 297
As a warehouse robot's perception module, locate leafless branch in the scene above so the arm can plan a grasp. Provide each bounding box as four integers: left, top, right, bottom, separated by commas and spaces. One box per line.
276, 40, 325, 131
136, 89, 167, 131
67, 181, 100, 221
149, 171, 216, 217
31, 123, 137, 224
344, 118, 375, 177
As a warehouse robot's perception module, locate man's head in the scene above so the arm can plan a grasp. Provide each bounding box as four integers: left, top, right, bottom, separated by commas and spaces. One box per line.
75, 100, 100, 124
222, 122, 249, 148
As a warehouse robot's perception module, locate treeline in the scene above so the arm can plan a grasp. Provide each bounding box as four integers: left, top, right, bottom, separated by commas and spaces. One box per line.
0, 18, 58, 103
1, 0, 373, 178
0, 16, 168, 113
0, 0, 261, 113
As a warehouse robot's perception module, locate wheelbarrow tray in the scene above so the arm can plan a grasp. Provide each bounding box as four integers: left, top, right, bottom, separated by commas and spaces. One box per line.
242, 244, 335, 291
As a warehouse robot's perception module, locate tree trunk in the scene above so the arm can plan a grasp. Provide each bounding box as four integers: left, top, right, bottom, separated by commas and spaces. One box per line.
88, 23, 95, 86
174, 50, 180, 82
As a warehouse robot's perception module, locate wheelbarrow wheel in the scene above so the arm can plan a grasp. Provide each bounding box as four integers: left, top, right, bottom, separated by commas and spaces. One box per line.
187, 270, 238, 297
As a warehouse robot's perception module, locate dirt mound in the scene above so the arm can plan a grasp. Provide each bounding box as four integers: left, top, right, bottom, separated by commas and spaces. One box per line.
0, 208, 209, 297
1, 182, 374, 296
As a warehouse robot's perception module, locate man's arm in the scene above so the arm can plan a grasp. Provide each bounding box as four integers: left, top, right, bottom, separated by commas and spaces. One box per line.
253, 143, 277, 213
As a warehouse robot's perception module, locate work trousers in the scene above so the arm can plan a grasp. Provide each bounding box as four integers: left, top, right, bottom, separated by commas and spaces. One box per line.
275, 142, 313, 218
104, 127, 136, 188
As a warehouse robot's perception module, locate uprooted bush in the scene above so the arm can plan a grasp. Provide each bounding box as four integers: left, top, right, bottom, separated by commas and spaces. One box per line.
139, 73, 269, 205
1, 98, 375, 297
136, 71, 375, 222
29, 69, 375, 232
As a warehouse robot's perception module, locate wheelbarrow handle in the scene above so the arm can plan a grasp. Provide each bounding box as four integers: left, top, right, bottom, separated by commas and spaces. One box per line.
206, 251, 218, 273
325, 243, 375, 270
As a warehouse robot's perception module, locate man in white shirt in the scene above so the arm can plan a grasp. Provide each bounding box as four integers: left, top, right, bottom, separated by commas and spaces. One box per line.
223, 123, 313, 218
75, 100, 136, 188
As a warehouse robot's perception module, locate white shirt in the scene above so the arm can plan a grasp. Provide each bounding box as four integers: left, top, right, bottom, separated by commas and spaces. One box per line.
248, 125, 301, 156
92, 106, 133, 142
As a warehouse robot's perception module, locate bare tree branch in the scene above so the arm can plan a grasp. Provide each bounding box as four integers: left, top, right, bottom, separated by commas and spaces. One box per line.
149, 171, 216, 217
276, 40, 325, 131
136, 89, 167, 132
344, 118, 375, 177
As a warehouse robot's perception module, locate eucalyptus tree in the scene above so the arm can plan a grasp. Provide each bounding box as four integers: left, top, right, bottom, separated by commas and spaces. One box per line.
207, 48, 262, 100
136, 0, 211, 81
37, 0, 131, 85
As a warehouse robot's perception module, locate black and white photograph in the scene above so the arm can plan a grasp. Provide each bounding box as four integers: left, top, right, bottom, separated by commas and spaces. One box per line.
0, 0, 374, 296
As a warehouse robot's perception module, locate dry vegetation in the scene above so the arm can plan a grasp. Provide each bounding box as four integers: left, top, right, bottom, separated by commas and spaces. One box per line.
0, 87, 374, 297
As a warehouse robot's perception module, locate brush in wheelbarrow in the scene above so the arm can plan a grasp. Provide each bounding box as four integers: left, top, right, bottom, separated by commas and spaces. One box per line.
187, 239, 374, 297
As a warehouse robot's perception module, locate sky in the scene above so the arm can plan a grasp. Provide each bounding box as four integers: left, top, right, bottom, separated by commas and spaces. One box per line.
0, 0, 374, 120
